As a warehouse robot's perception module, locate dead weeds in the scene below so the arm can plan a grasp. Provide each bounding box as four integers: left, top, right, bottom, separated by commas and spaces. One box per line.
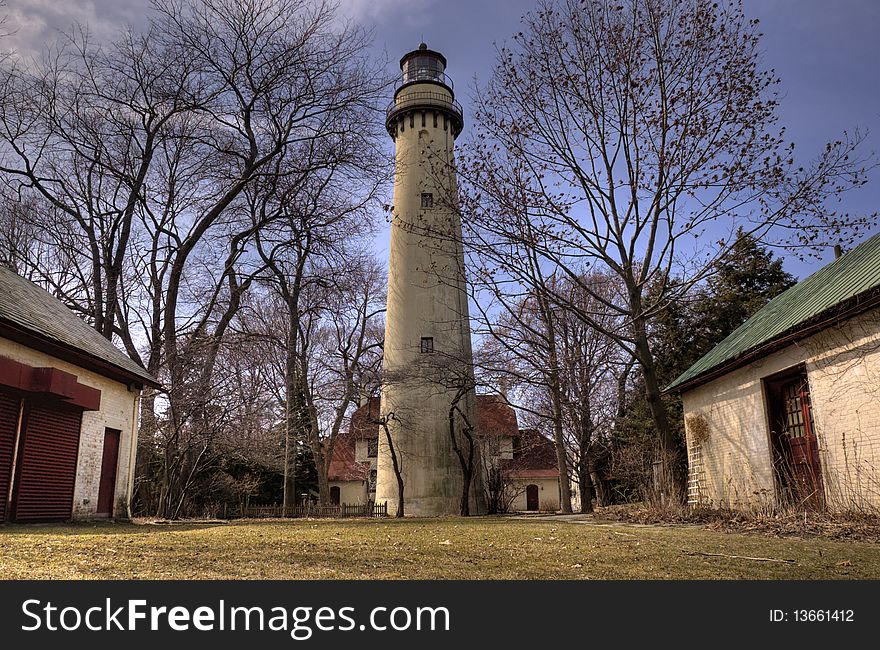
596, 503, 880, 543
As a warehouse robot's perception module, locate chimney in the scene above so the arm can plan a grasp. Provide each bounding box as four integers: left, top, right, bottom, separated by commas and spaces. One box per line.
834, 244, 843, 260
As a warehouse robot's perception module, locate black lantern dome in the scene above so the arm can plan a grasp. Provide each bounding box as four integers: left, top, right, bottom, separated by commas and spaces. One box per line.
386, 43, 463, 138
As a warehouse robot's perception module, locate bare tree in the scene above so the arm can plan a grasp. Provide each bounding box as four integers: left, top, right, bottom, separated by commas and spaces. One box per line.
554, 273, 626, 511
249, 139, 388, 507
377, 410, 405, 518
301, 257, 386, 505
461, 0, 875, 495
0, 0, 388, 517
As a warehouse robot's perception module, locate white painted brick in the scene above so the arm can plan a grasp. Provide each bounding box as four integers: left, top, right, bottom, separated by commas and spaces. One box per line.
1, 336, 140, 519
682, 309, 880, 511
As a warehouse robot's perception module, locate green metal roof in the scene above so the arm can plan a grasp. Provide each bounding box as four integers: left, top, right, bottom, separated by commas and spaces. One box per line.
667, 231, 880, 392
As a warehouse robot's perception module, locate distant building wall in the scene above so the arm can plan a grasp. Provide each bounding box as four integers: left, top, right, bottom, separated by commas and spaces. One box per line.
681, 308, 880, 511
329, 480, 368, 505
508, 477, 559, 512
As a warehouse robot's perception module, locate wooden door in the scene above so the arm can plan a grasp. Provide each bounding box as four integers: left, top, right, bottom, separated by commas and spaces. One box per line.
526, 484, 539, 510
330, 485, 341, 506
768, 370, 823, 508
96, 428, 121, 517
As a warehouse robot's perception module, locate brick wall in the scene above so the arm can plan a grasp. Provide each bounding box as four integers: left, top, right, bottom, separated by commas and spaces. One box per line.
0, 336, 139, 519
681, 308, 880, 511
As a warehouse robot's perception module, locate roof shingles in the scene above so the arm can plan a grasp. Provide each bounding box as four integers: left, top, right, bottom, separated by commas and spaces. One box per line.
0, 267, 157, 385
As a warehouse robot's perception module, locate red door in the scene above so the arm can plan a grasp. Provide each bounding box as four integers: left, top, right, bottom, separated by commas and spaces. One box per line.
768, 371, 823, 509
526, 484, 539, 510
12, 401, 82, 521
96, 428, 121, 517
0, 391, 21, 523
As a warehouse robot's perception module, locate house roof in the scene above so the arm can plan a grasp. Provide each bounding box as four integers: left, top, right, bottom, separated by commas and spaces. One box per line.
349, 396, 382, 439
474, 393, 519, 437
667, 232, 880, 393
348, 393, 520, 439
327, 429, 371, 482
0, 267, 158, 387
503, 428, 559, 479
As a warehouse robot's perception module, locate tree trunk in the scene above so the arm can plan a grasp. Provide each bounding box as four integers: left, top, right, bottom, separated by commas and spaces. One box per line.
631, 310, 685, 499
315, 454, 330, 506
577, 399, 595, 513
448, 404, 474, 517
381, 419, 404, 517
536, 285, 573, 514
282, 335, 296, 512
590, 464, 607, 508
579, 464, 594, 514
282, 431, 296, 512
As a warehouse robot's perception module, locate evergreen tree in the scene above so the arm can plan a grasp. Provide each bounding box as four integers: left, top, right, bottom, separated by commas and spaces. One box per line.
613, 233, 796, 500
693, 231, 797, 356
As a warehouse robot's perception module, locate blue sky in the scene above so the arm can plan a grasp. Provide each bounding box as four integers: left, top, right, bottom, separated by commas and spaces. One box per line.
5, 0, 879, 278
359, 0, 880, 278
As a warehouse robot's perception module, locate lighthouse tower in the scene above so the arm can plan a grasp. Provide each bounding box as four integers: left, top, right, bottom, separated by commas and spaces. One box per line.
376, 44, 486, 516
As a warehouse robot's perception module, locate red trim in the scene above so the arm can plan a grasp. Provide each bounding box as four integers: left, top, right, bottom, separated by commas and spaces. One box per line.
0, 355, 101, 411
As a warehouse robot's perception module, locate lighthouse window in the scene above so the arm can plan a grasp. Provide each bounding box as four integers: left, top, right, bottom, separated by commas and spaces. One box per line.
404, 56, 443, 83
421, 192, 434, 208
367, 438, 378, 458
420, 337, 434, 353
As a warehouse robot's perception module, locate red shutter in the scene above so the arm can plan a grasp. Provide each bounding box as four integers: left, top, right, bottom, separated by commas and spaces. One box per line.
0, 390, 20, 522
12, 401, 82, 521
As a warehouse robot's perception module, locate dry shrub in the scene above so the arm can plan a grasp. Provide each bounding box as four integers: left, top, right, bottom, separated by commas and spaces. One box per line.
597, 503, 880, 543
685, 414, 710, 445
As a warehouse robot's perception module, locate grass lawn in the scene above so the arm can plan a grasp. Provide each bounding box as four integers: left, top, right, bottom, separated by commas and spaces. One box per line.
1, 516, 878, 579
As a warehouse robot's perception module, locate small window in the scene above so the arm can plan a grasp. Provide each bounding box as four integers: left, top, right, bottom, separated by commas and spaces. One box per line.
369, 469, 377, 492
421, 192, 433, 208
367, 438, 378, 458
420, 336, 434, 353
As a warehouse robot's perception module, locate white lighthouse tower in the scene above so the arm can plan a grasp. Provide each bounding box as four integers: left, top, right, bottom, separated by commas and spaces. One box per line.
376, 43, 486, 516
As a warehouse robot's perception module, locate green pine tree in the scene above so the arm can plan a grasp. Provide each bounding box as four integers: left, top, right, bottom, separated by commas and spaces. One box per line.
613, 232, 796, 500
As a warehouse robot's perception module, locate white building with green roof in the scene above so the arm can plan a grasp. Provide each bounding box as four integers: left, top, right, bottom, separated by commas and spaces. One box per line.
670, 232, 880, 511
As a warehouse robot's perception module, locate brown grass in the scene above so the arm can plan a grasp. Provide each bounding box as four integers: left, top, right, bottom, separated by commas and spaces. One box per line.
1, 516, 879, 579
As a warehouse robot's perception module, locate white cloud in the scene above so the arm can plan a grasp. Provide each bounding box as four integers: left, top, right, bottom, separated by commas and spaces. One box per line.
1, 0, 434, 58
3, 0, 150, 58
340, 0, 433, 21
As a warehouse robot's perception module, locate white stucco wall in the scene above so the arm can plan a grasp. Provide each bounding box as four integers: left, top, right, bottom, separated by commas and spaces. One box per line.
377, 74, 487, 517
329, 480, 369, 505
681, 308, 880, 511
0, 337, 140, 519
509, 478, 560, 512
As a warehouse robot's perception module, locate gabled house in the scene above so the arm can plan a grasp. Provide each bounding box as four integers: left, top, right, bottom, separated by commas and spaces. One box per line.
669, 233, 880, 511
328, 394, 561, 511
0, 268, 158, 522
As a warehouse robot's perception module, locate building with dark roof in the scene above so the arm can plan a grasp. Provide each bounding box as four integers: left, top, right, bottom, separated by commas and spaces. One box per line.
669, 233, 880, 511
329, 394, 560, 511
1, 268, 158, 522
